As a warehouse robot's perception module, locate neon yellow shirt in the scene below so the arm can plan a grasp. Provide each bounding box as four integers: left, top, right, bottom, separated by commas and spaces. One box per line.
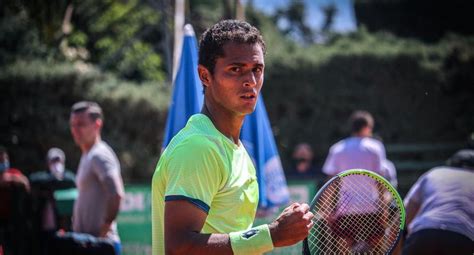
152, 114, 259, 255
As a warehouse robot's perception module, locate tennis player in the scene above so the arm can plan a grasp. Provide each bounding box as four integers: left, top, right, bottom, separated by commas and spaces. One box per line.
151, 20, 314, 255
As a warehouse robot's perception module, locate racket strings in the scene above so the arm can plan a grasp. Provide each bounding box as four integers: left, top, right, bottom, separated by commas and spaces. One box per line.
308, 174, 402, 255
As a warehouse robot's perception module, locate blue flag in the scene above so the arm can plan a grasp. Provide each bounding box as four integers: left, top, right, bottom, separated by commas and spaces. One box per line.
162, 24, 289, 208
241, 95, 290, 208
162, 25, 203, 148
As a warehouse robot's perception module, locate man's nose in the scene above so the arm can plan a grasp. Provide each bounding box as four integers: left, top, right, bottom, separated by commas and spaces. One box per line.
243, 71, 257, 87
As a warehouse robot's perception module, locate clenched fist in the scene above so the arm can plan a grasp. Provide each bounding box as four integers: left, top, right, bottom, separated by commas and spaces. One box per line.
268, 203, 314, 247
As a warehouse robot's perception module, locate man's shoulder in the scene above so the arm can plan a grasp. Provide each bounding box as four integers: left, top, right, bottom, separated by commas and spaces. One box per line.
360, 137, 385, 156
361, 137, 384, 149
92, 141, 115, 153
6, 168, 26, 177
89, 141, 119, 161
329, 139, 347, 153
426, 166, 473, 178
165, 132, 222, 159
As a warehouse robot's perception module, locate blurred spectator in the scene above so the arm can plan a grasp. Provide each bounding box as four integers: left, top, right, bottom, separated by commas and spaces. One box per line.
29, 147, 76, 255
288, 143, 316, 177
0, 146, 30, 191
322, 110, 386, 177
69, 101, 124, 255
0, 146, 31, 255
29, 148, 76, 231
287, 143, 326, 188
46, 148, 75, 181
402, 149, 474, 255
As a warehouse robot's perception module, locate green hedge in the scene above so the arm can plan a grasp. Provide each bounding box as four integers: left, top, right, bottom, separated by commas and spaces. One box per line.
0, 60, 170, 181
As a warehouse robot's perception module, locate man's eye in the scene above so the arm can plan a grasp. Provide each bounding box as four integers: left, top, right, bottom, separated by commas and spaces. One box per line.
253, 67, 263, 73
230, 67, 241, 72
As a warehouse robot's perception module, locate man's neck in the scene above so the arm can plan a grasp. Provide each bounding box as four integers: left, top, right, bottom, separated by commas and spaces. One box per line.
202, 102, 244, 145
81, 136, 101, 153
352, 129, 372, 138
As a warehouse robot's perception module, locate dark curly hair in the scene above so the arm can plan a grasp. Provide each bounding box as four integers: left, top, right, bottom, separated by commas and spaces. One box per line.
198, 19, 266, 74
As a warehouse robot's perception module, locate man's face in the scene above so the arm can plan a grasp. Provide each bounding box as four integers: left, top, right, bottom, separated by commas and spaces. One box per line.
361, 125, 373, 137
0, 152, 8, 163
200, 42, 264, 117
0, 152, 9, 172
70, 112, 100, 147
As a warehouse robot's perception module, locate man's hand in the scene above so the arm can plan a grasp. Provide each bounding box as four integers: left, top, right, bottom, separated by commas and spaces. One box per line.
99, 222, 112, 237
268, 203, 314, 247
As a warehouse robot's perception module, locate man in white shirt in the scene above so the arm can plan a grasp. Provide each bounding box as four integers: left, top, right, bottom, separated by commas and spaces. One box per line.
321, 110, 388, 252
322, 110, 386, 177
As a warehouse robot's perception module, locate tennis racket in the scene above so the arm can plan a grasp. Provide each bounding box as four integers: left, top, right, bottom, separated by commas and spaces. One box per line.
303, 169, 405, 255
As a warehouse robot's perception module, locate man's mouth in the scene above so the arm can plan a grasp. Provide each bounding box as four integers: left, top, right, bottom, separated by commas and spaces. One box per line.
240, 93, 256, 100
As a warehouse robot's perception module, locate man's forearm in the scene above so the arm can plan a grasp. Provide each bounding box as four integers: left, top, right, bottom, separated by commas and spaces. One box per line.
167, 225, 274, 255
404, 200, 420, 231
99, 193, 122, 237
166, 232, 233, 255
104, 193, 122, 224
100, 175, 123, 224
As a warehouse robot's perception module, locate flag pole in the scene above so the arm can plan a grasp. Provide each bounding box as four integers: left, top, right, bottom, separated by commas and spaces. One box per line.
172, 0, 185, 83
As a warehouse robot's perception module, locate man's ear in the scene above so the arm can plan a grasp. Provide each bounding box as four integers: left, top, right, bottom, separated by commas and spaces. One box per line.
95, 118, 103, 130
198, 65, 211, 88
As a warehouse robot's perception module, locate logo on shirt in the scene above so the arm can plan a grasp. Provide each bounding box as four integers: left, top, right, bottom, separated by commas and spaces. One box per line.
241, 229, 259, 239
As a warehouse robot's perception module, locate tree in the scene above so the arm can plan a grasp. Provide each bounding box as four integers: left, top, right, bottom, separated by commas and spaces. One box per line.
69, 0, 166, 82
273, 0, 314, 44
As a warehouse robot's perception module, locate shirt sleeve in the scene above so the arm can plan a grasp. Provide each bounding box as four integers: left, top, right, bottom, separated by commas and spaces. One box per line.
164, 136, 225, 214
91, 152, 124, 197
377, 141, 387, 159
404, 174, 425, 207
322, 146, 337, 176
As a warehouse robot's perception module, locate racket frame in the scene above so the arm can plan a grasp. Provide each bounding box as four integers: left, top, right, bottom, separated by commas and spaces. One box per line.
303, 168, 406, 255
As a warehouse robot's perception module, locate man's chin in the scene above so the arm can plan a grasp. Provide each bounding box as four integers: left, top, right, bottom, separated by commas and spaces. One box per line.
240, 106, 257, 116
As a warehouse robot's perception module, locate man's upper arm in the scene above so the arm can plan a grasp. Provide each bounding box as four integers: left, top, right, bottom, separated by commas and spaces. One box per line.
322, 147, 337, 176
164, 200, 233, 254
162, 138, 232, 254
404, 174, 425, 206
403, 176, 425, 226
165, 200, 208, 248
91, 153, 124, 196
164, 137, 224, 213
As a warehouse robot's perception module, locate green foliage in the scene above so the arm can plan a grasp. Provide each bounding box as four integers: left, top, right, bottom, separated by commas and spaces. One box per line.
272, 0, 314, 43
68, 31, 88, 47
0, 0, 167, 83
15, 0, 70, 45
188, 1, 227, 36
0, 5, 56, 64
0, 60, 170, 181
71, 0, 166, 82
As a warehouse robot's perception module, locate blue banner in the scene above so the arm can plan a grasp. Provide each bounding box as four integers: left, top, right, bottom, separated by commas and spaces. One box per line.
241, 96, 290, 208
162, 24, 203, 148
